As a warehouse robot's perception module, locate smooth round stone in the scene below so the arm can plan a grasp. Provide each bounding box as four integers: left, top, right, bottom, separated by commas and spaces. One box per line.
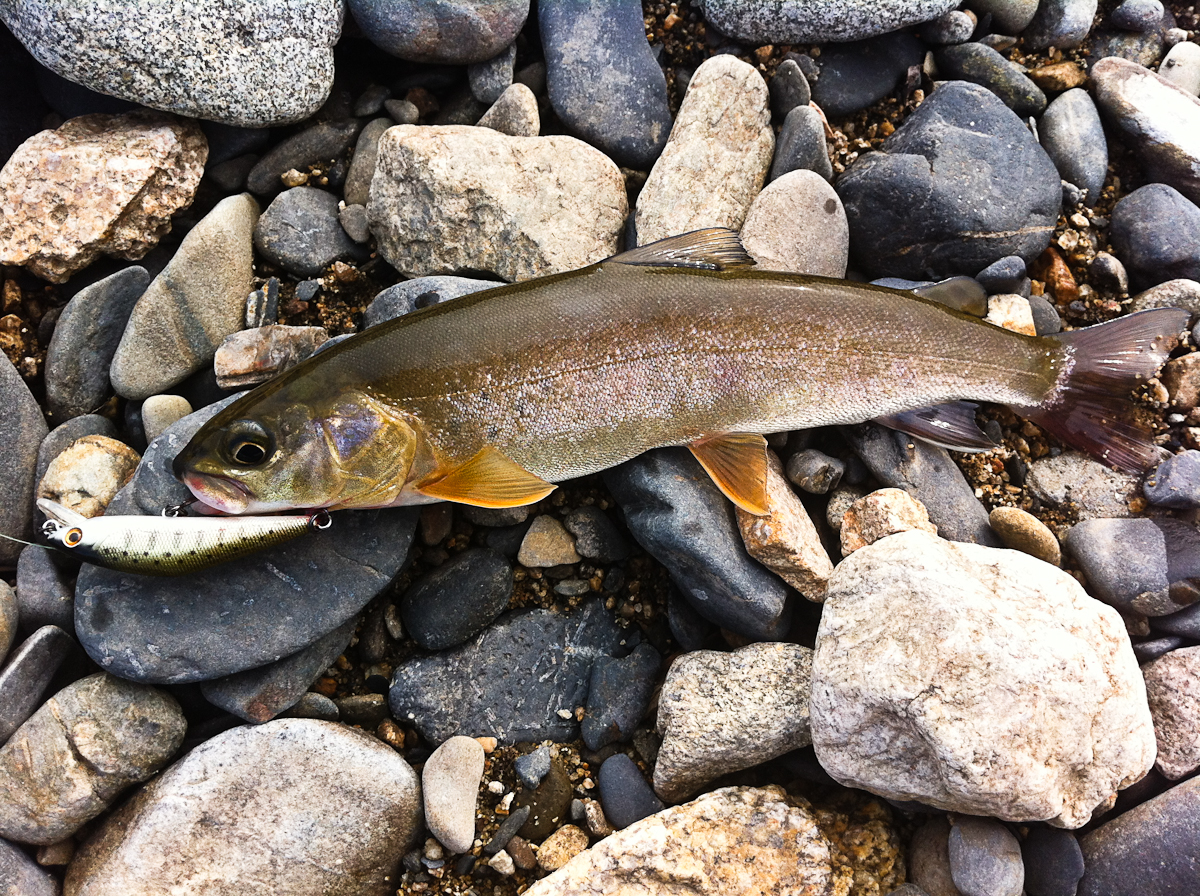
476, 82, 540, 137
364, 275, 503, 328
1087, 27, 1169, 72
948, 816, 1024, 896
975, 255, 1027, 293
596, 753, 663, 830
140, 395, 192, 444
469, 43, 516, 104
786, 449, 844, 494
988, 506, 1061, 566
1159, 40, 1200, 96
343, 117, 395, 208
1021, 826, 1085, 896
36, 434, 140, 519
921, 9, 976, 44
0, 836, 59, 896
0, 582, 16, 667
63, 719, 422, 896
383, 98, 420, 124
1064, 518, 1169, 612
970, 0, 1040, 33
740, 170, 849, 277
44, 266, 149, 422
769, 105, 833, 183
0, 625, 75, 745
1132, 635, 1185, 663
245, 120, 361, 196
348, 0, 528, 64
937, 43, 1047, 116
811, 31, 925, 118
518, 516, 580, 568
582, 642, 660, 751
1027, 294, 1061, 335
698, 0, 959, 42
1144, 450, 1200, 508
1111, 0, 1165, 32
339, 204, 371, 243
514, 755, 575, 840
34, 416, 120, 489
1024, 0, 1100, 50
1090, 251, 1130, 293
910, 816, 958, 896
353, 84, 391, 117
254, 187, 361, 278
283, 691, 339, 721
2, 1, 341, 126
423, 735, 485, 854
1110, 184, 1200, 289
0, 353, 48, 567
562, 506, 629, 563
769, 59, 811, 119
400, 548, 513, 650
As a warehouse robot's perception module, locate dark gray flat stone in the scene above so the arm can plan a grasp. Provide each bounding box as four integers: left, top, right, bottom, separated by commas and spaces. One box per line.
0, 354, 48, 568
400, 548, 513, 650
582, 642, 660, 751
936, 43, 1047, 117
15, 546, 76, 636
0, 625, 75, 745
364, 276, 503, 329
597, 752, 663, 829
245, 120, 361, 196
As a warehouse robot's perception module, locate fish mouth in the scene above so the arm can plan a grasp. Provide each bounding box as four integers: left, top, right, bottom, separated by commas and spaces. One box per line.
179, 471, 253, 515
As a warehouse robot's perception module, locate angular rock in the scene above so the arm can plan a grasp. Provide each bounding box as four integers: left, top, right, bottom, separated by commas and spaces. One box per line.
423, 735, 485, 854
399, 548, 513, 650
562, 506, 629, 563
1144, 450, 1200, 508
213, 324, 329, 390
769, 105, 833, 183
347, 0, 527, 64
37, 434, 140, 518
811, 530, 1156, 828
0, 353, 48, 567
739, 170, 848, 277
476, 83, 540, 137
984, 294, 1037, 335
698, 0, 959, 42
518, 516, 580, 567
1038, 88, 1108, 202
0, 626, 75, 745
1141, 645, 1200, 779
0, 112, 205, 282
839, 487, 937, 555
1110, 183, 1200, 289
254, 187, 360, 277
368, 125, 626, 282
469, 43, 516, 105
343, 117, 395, 208
582, 642, 660, 751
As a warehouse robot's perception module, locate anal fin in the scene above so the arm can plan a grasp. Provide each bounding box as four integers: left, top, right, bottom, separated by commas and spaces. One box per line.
875, 402, 998, 452
688, 432, 770, 515
415, 446, 557, 508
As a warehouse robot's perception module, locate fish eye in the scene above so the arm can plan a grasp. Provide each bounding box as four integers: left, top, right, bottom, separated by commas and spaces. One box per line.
226, 420, 275, 467
64, 528, 83, 547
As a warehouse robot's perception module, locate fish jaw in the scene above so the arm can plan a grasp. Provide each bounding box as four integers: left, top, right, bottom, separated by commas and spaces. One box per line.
178, 470, 254, 515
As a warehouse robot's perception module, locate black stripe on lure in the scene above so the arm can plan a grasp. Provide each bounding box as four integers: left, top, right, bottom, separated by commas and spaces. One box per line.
16, 499, 333, 576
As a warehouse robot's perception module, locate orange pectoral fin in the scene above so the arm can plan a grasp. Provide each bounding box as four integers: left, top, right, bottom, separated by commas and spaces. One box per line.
415, 446, 557, 508
689, 432, 770, 516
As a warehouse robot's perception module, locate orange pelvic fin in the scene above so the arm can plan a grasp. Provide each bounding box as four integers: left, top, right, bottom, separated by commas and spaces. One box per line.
688, 432, 770, 516
415, 446, 557, 508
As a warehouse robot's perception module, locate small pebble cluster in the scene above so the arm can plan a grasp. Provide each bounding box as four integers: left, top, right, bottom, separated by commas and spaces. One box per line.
0, 1, 1199, 895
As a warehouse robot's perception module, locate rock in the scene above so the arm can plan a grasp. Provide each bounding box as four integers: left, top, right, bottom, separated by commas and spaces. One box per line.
839, 82, 1060, 279
582, 642, 660, 751
423, 735, 485, 854
769, 105, 833, 183
15, 547, 75, 636
1039, 89, 1108, 203
109, 193, 259, 401
476, 83, 540, 137
369, 125, 626, 282
1092, 57, 1200, 206
342, 117, 393, 208
909, 816, 959, 896
562, 506, 629, 563
518, 516, 580, 567
537, 824, 588, 871
469, 43, 516, 105
0, 113, 205, 282
514, 746, 551, 790
246, 120, 360, 196
333, 694, 388, 729
0, 354, 49, 567
1025, 451, 1141, 520
1029, 60, 1090, 93
34, 417, 118, 491
1163, 352, 1200, 409
1066, 518, 1179, 615
388, 600, 625, 745
936, 44, 1047, 117
347, 0, 528, 64
1144, 450, 1200, 508
1159, 40, 1200, 96
735, 449, 833, 600
1110, 184, 1200, 289
44, 267, 148, 421
0, 674, 184, 845
603, 448, 792, 641
0, 836, 59, 896
1141, 646, 1200, 779
840, 488, 938, 555
139, 395, 192, 444
525, 786, 836, 896
0, 626, 75, 745
653, 642, 814, 802
37, 434, 140, 518
1021, 826, 1085, 896
984, 294, 1037, 335
770, 59, 811, 120
74, 396, 417, 684
811, 530, 1156, 828
212, 324, 329, 389
1024, 0, 1100, 50
922, 10, 977, 44
697, 0, 959, 43
786, 449, 844, 495
1078, 777, 1200, 896
254, 187, 360, 278
1112, 0, 1165, 31
948, 816, 1024, 896
739, 170, 848, 277
1090, 251, 1130, 294
1086, 27, 1168, 72
810, 32, 925, 119
0, 581, 15, 666
988, 506, 1061, 565
363, 275, 503, 328
597, 753, 663, 830
338, 204, 371, 243
540, 0, 671, 168
63, 718, 421, 896
399, 548, 513, 650
635, 55, 773, 244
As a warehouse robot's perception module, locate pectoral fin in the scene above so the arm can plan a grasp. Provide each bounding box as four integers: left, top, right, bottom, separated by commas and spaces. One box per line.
415, 446, 557, 508
688, 433, 770, 515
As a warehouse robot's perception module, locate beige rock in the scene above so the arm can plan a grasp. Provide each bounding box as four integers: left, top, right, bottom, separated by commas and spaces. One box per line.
985, 294, 1037, 336
909, 816, 962, 896
0, 113, 206, 282
736, 450, 833, 600
1142, 645, 1200, 780
518, 516, 581, 567
524, 786, 836, 896
140, 395, 193, 444
636, 55, 774, 244
537, 824, 589, 871
1026, 451, 1143, 520
1128, 278, 1200, 319
739, 170, 849, 277
37, 435, 140, 518
840, 488, 937, 555
423, 735, 485, 854
213, 325, 329, 389
1162, 352, 1200, 411
811, 530, 1156, 828
477, 83, 541, 137
577, 798, 613, 839
988, 506, 1062, 566
654, 642, 813, 802
368, 125, 626, 282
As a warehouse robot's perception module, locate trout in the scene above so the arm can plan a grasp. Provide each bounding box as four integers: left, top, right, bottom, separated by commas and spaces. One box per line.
174, 229, 1188, 516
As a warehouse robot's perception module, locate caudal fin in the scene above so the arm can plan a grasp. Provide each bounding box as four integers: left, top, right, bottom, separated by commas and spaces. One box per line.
1018, 307, 1190, 472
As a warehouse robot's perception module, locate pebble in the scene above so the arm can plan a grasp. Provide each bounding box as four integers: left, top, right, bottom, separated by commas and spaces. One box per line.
0, 112, 205, 282
0, 626, 75, 745
389, 600, 625, 745
245, 120, 361, 196
139, 395, 192, 444
562, 506, 629, 563
540, 0, 671, 168
514, 755, 575, 840
988, 506, 1062, 565
476, 82, 541, 138
1024, 0, 1100, 49
282, 693, 337, 722
635, 54, 773, 244
603, 448, 792, 640
254, 187, 362, 278
1133, 634, 1185, 663
1144, 450, 1200, 508
1038, 88, 1108, 203
37, 434, 140, 518
909, 815, 959, 896
922, 9, 977, 45
582, 642, 660, 751
400, 548, 513, 650
518, 516, 581, 567
423, 735, 485, 854
63, 719, 421, 896
383, 98, 420, 125
1086, 27, 1169, 72
469, 43, 516, 105
769, 105, 833, 182
769, 58, 812, 119
978, 256, 1029, 294
369, 125, 626, 282
653, 642, 814, 802
213, 324, 329, 389
37, 420, 119, 489
488, 849, 516, 875
1141, 645, 1200, 779
984, 293, 1037, 335
811, 32, 925, 118
109, 193, 259, 401
342, 117, 395, 208
1159, 40, 1200, 96
1110, 184, 1200, 289
536, 824, 588, 871
973, 0, 1040, 33
786, 449, 844, 494
514, 745, 551, 790
740, 170, 849, 277
937, 43, 1047, 117
698, 0, 958, 42
15, 547, 76, 636
347, 0, 528, 63
334, 694, 389, 729
0, 354, 50, 566
0, 673, 185, 845
812, 530, 1155, 827
1028, 60, 1090, 93
1111, 0, 1166, 32
0, 836, 59, 896
839, 487, 937, 555
597, 753, 664, 829
1163, 352, 1200, 410
1025, 451, 1142, 520
364, 275, 503, 328
1064, 518, 1182, 615
948, 816, 1024, 896
1092, 56, 1200, 206
1021, 826, 1085, 896
1090, 251, 1130, 294
465, 505, 530, 527
0, 583, 15, 667
338, 204, 371, 243
44, 266, 149, 421
838, 81, 1060, 279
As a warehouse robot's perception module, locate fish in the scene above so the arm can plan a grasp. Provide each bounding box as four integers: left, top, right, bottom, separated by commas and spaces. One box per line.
173, 228, 1189, 517
32, 498, 330, 576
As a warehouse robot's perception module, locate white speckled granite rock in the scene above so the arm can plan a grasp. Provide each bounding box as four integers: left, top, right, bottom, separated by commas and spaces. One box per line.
696, 0, 960, 43
739, 170, 848, 277
1141, 645, 1200, 780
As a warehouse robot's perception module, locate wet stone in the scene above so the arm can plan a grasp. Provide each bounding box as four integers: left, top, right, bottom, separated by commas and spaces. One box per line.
597, 753, 663, 830
333, 694, 389, 730
400, 548, 513, 651
1021, 826, 1085, 896
562, 506, 630, 563
424, 735, 485, 854
213, 324, 329, 390
811, 32, 924, 118
936, 43, 1047, 117
0, 625, 75, 746
515, 755, 575, 841
582, 642, 660, 751
15, 547, 76, 637
948, 816, 1024, 896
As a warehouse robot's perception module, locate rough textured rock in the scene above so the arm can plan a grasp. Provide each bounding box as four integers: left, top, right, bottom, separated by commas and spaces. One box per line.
524, 786, 836, 896
36, 434, 140, 518
213, 324, 328, 389
739, 170, 849, 277
839, 488, 938, 555
0, 674, 185, 845
811, 530, 1156, 828
423, 736, 485, 854
0, 1, 343, 127
1026, 451, 1142, 519
0, 836, 60, 896
63, 719, 421, 896
1141, 645, 1200, 780
636, 55, 773, 244
985, 293, 1037, 335
654, 643, 814, 802
343, 117, 393, 208
253, 187, 361, 277
476, 82, 540, 137
0, 353, 49, 567
368, 125, 626, 282
697, 0, 959, 43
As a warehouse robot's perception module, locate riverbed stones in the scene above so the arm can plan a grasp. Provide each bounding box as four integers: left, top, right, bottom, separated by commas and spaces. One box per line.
0, 625, 76, 746
839, 488, 937, 555
635, 55, 773, 244
368, 125, 626, 282
1144, 450, 1200, 508
1159, 39, 1200, 95
0, 352, 48, 567
696, 0, 959, 43
1110, 183, 1200, 288
63, 719, 422, 896
937, 43, 1047, 117
36, 434, 140, 518
344, 117, 394, 207
1024, 0, 1100, 50
213, 324, 329, 389
0, 836, 59, 896
399, 548, 513, 650
254, 187, 360, 277
0, 112, 205, 283
988, 506, 1062, 565
739, 170, 849, 277
1039, 88, 1109, 202
423, 736, 485, 854
1025, 451, 1142, 519
348, 0, 527, 64
811, 530, 1156, 827
476, 83, 540, 137
1141, 646, 1200, 780
139, 395, 192, 443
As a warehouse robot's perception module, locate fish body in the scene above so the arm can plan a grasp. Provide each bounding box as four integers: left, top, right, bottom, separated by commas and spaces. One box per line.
174, 230, 1188, 516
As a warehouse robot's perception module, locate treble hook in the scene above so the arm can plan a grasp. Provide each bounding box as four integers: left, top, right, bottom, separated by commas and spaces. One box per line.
162, 497, 197, 518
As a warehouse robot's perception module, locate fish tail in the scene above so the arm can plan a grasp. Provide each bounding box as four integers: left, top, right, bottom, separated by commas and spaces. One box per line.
1016, 307, 1190, 473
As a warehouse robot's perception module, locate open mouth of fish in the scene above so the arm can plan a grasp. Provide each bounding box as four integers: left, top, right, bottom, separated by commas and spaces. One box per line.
179, 471, 252, 515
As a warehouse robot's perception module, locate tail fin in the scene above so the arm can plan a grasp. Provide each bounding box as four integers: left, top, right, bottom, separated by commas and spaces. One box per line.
1018, 307, 1190, 473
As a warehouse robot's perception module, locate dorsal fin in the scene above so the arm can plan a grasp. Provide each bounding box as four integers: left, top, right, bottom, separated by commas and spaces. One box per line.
415, 446, 557, 508
875, 402, 998, 452
911, 277, 988, 317
688, 432, 770, 515
609, 228, 756, 271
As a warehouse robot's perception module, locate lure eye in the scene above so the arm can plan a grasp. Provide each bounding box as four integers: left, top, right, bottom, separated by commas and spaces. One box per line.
226, 420, 275, 467
64, 528, 83, 547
